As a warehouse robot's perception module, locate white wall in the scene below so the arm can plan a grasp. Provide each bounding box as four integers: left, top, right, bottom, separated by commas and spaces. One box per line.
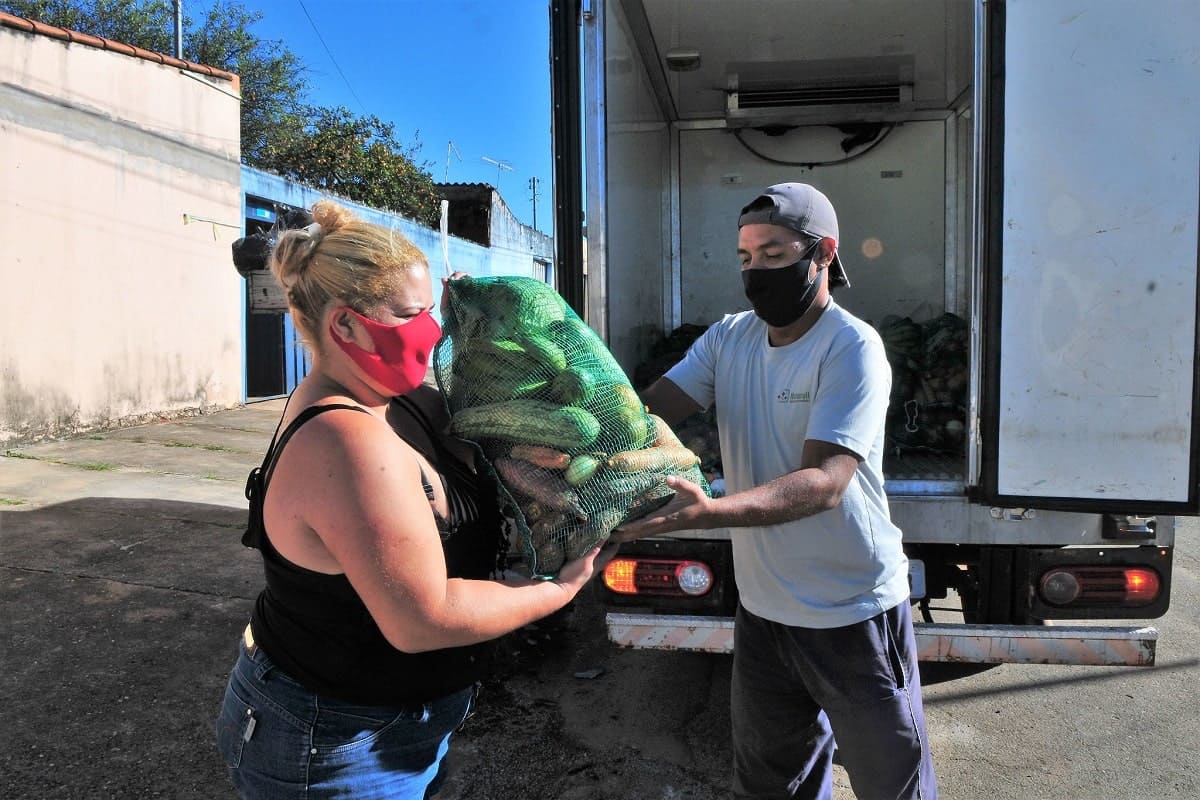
677, 122, 947, 329
0, 26, 243, 443
597, 0, 671, 372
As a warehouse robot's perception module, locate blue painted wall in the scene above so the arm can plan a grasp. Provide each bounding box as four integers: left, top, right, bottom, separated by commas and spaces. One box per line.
239, 167, 551, 398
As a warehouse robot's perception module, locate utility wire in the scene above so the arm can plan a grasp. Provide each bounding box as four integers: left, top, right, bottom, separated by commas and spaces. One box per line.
295, 0, 368, 114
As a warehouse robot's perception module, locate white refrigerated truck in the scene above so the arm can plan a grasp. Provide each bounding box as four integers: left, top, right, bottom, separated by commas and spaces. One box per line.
546, 0, 1199, 666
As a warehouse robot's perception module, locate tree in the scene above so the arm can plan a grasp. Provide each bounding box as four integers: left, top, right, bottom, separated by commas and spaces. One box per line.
1, 0, 174, 50
260, 106, 441, 227
187, 0, 307, 167
1, 0, 441, 226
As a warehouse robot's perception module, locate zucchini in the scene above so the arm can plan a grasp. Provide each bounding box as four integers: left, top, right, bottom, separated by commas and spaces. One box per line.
450, 400, 601, 451
549, 367, 597, 405
564, 453, 603, 486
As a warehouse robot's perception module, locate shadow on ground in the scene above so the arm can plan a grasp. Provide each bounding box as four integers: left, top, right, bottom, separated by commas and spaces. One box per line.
1, 496, 994, 800
0, 497, 257, 800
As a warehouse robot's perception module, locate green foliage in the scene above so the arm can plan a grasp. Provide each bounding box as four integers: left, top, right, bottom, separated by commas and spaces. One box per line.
258, 105, 441, 226
1, 0, 440, 227
187, 0, 308, 167
1, 0, 174, 50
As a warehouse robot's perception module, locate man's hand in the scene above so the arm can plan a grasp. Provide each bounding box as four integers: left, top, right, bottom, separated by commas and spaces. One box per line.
609, 475, 713, 543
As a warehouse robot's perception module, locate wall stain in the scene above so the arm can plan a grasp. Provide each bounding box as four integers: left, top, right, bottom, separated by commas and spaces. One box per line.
2, 359, 235, 446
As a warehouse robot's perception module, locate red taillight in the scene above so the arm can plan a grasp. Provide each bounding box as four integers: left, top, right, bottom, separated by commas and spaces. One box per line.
603, 557, 713, 597
1123, 568, 1160, 603
1038, 566, 1161, 608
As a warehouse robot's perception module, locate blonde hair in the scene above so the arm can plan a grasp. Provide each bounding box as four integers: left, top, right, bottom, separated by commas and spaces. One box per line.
270, 200, 429, 347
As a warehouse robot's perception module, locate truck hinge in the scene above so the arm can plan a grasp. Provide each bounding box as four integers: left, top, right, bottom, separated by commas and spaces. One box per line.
990, 507, 1037, 522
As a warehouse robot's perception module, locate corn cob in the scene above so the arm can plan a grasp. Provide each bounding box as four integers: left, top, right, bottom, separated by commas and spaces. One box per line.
450, 400, 601, 451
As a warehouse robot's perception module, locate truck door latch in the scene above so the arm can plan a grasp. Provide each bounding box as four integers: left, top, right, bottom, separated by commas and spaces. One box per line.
1102, 514, 1156, 540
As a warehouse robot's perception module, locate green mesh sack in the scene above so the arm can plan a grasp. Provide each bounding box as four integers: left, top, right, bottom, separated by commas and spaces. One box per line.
433, 276, 709, 578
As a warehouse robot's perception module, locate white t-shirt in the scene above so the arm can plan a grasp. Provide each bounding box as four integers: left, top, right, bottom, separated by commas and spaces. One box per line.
665, 301, 911, 628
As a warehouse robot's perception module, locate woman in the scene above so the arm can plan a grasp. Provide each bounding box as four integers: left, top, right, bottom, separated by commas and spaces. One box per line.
215, 200, 611, 799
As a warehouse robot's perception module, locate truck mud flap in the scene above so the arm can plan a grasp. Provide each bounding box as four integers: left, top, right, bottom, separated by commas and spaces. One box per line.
606, 614, 1158, 666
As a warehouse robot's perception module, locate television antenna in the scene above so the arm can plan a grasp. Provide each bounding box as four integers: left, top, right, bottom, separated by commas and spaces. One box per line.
481, 156, 514, 188
445, 141, 463, 182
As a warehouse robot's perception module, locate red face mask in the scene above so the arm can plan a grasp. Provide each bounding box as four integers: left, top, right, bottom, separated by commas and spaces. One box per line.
330, 307, 442, 396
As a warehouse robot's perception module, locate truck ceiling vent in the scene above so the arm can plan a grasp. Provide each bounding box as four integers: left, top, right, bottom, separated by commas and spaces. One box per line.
723, 56, 917, 127
732, 83, 908, 109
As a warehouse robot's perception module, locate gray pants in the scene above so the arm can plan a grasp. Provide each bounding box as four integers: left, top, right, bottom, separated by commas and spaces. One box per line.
731, 602, 938, 800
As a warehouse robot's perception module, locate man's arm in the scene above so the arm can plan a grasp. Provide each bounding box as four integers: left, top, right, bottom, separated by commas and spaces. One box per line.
641, 377, 703, 426
611, 439, 860, 541
705, 439, 859, 527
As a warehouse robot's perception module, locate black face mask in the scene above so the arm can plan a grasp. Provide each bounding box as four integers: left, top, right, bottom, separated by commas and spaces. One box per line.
742, 249, 824, 327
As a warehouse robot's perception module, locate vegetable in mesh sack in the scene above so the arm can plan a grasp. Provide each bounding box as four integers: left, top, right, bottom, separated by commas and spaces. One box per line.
877, 311, 969, 457
919, 312, 969, 406
434, 276, 710, 578
878, 315, 923, 365
888, 400, 966, 454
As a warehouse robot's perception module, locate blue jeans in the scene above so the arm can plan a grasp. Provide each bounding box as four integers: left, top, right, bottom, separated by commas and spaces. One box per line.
215, 636, 475, 799
731, 602, 937, 800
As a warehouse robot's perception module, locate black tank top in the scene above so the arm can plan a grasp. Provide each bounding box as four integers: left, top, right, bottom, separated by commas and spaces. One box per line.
241, 395, 504, 706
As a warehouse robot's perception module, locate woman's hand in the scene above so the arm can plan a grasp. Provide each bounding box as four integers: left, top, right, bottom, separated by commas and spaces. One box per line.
440, 272, 470, 315
553, 541, 621, 594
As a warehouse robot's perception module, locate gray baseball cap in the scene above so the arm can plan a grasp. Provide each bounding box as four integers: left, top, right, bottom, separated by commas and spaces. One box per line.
737, 182, 850, 287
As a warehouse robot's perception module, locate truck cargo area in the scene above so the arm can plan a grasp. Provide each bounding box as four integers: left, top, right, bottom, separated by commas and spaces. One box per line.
558, 0, 1199, 663
590, 0, 978, 493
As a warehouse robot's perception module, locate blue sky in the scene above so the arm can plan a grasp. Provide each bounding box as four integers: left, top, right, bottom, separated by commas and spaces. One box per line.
246, 0, 555, 233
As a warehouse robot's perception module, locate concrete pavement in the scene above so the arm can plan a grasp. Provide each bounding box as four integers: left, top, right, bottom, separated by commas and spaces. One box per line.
4, 401, 1197, 799
1, 400, 286, 799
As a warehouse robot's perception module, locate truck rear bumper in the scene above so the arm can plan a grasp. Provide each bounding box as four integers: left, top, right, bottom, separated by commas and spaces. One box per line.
606, 613, 1158, 666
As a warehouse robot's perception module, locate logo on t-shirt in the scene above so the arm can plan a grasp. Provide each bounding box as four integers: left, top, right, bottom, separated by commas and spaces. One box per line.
776, 389, 810, 403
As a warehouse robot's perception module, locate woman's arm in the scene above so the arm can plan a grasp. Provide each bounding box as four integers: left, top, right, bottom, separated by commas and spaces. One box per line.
288, 410, 607, 653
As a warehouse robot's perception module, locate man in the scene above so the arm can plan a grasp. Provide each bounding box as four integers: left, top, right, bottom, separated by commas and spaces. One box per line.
613, 183, 938, 799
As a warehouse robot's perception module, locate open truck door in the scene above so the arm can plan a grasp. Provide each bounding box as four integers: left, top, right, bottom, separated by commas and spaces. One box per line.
977, 0, 1200, 517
